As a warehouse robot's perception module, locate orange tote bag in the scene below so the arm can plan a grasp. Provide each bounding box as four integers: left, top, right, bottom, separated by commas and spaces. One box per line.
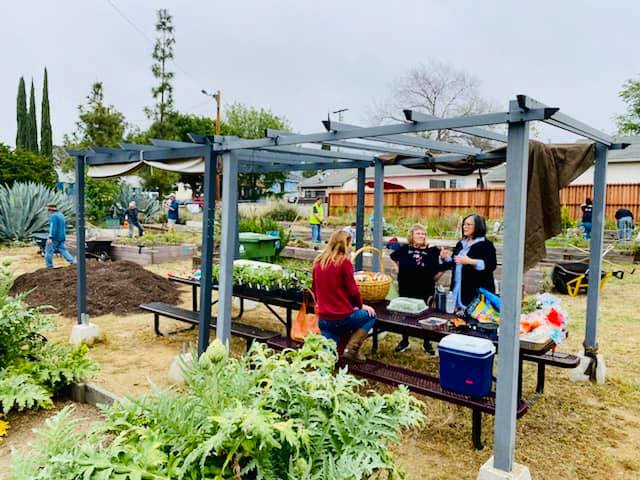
291, 290, 320, 341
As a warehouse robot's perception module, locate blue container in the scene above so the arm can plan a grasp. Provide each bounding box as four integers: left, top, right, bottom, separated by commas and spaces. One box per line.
438, 334, 496, 398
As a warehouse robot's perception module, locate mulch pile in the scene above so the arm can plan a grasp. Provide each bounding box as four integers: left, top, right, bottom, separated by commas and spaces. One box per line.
10, 260, 181, 317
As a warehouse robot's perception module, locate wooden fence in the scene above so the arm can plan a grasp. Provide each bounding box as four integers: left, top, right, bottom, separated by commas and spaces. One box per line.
328, 184, 640, 220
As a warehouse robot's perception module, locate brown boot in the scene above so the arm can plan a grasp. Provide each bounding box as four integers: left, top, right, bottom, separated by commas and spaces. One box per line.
342, 329, 369, 362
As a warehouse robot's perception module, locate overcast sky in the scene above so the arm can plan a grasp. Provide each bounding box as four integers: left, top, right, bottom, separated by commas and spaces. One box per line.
1, 0, 638, 148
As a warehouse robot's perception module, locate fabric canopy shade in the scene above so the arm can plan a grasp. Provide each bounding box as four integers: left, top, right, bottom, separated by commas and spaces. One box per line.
88, 157, 204, 179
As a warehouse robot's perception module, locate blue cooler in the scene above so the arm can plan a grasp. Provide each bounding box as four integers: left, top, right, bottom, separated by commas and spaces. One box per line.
438, 334, 496, 398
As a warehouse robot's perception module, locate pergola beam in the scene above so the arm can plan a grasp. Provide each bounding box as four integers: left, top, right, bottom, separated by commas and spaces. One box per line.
259, 145, 375, 162
202, 108, 557, 152
404, 110, 508, 143
325, 121, 482, 155
517, 95, 614, 146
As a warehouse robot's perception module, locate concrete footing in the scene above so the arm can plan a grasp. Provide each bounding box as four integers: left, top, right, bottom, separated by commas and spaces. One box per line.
569, 352, 606, 384
69, 323, 103, 346
477, 457, 531, 480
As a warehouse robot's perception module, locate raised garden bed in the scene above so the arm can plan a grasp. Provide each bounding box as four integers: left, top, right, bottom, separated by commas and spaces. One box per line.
110, 243, 195, 265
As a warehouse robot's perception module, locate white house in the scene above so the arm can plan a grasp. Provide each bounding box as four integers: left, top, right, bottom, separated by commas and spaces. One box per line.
300, 165, 482, 198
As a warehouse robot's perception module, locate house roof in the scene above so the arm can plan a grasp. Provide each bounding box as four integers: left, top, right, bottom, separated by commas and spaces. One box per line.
485, 136, 640, 183
299, 164, 453, 188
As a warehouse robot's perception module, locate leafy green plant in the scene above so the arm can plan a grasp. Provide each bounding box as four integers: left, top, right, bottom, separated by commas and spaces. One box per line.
0, 373, 52, 413
12, 337, 424, 479
263, 201, 300, 222
560, 205, 576, 231
0, 182, 74, 243
0, 267, 96, 415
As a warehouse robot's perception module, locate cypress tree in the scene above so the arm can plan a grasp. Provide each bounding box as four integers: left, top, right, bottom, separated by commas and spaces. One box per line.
40, 68, 53, 158
16, 77, 28, 149
27, 80, 39, 153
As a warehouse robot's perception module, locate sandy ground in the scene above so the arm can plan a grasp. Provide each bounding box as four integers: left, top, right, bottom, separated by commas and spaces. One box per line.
1, 245, 639, 479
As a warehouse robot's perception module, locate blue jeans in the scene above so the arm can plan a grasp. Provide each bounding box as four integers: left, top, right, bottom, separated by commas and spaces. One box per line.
45, 240, 76, 268
617, 216, 633, 241
128, 221, 144, 238
582, 222, 592, 239
311, 223, 321, 243
319, 309, 376, 344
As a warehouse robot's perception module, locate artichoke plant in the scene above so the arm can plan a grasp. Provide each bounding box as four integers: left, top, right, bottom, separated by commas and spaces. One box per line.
0, 182, 75, 243
112, 184, 162, 223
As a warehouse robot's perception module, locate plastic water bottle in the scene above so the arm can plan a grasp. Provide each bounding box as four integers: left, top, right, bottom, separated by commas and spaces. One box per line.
446, 290, 455, 314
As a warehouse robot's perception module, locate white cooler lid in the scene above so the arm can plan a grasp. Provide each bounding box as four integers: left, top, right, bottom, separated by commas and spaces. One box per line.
439, 334, 496, 356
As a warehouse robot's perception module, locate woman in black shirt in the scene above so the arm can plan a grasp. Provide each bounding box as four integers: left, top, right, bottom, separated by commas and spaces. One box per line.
390, 224, 449, 354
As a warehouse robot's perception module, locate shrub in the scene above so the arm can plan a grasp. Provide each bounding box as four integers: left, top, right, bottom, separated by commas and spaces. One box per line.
11, 337, 424, 479
263, 201, 300, 222
0, 182, 74, 243
560, 205, 575, 231
239, 211, 289, 251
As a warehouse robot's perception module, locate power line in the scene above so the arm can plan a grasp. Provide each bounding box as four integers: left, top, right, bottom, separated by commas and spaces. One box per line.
102, 0, 206, 89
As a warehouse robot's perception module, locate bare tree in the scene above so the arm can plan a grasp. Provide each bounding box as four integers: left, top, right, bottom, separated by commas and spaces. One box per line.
371, 61, 499, 149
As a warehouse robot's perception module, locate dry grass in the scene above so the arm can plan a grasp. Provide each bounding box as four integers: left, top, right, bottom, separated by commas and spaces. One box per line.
1, 245, 639, 479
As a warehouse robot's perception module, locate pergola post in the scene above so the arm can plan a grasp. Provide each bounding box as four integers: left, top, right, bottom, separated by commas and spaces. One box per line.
372, 159, 384, 271
355, 167, 366, 270
217, 152, 239, 345
75, 155, 87, 325
582, 142, 608, 380
483, 101, 531, 478
197, 148, 216, 355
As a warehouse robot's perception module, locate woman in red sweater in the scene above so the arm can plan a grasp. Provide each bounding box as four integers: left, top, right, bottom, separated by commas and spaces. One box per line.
312, 230, 376, 361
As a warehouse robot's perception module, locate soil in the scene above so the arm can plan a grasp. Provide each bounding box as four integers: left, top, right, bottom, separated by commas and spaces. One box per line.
10, 260, 180, 317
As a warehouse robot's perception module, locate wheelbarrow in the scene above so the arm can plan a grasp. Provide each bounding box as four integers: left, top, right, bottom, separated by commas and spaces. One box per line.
31, 233, 112, 262
551, 262, 624, 297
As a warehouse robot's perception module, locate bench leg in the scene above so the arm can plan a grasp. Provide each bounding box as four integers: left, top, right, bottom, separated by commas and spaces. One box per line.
517, 357, 524, 400
233, 298, 244, 321
192, 285, 198, 312
472, 409, 484, 450
153, 313, 163, 336
371, 326, 379, 353
286, 308, 292, 339
246, 337, 254, 352
536, 362, 546, 394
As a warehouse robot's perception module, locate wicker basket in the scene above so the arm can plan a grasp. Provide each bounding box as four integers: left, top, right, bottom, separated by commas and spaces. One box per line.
352, 246, 392, 302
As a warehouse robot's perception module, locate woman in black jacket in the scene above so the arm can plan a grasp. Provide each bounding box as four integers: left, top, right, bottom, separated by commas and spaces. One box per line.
441, 214, 497, 310
390, 223, 449, 353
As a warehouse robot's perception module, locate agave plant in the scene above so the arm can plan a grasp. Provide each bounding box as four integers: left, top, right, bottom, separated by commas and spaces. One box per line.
0, 182, 75, 243
112, 184, 162, 222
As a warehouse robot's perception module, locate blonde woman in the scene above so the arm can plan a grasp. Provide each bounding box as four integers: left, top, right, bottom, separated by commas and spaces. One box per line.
390, 223, 449, 354
312, 230, 376, 361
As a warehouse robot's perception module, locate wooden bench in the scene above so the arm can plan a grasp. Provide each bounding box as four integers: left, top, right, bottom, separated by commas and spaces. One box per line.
521, 351, 580, 394
140, 302, 279, 351
265, 335, 525, 449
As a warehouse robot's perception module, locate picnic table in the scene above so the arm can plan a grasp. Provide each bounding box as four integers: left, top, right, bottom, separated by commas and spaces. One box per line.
167, 274, 302, 337
162, 275, 576, 448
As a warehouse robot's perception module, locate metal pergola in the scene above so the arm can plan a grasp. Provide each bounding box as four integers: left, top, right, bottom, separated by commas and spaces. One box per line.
68, 94, 627, 475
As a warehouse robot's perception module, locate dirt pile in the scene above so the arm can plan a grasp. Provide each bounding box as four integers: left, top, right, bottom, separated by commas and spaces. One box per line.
10, 260, 181, 317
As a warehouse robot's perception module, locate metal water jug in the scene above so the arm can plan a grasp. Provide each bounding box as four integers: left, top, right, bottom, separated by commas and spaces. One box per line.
434, 286, 447, 312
